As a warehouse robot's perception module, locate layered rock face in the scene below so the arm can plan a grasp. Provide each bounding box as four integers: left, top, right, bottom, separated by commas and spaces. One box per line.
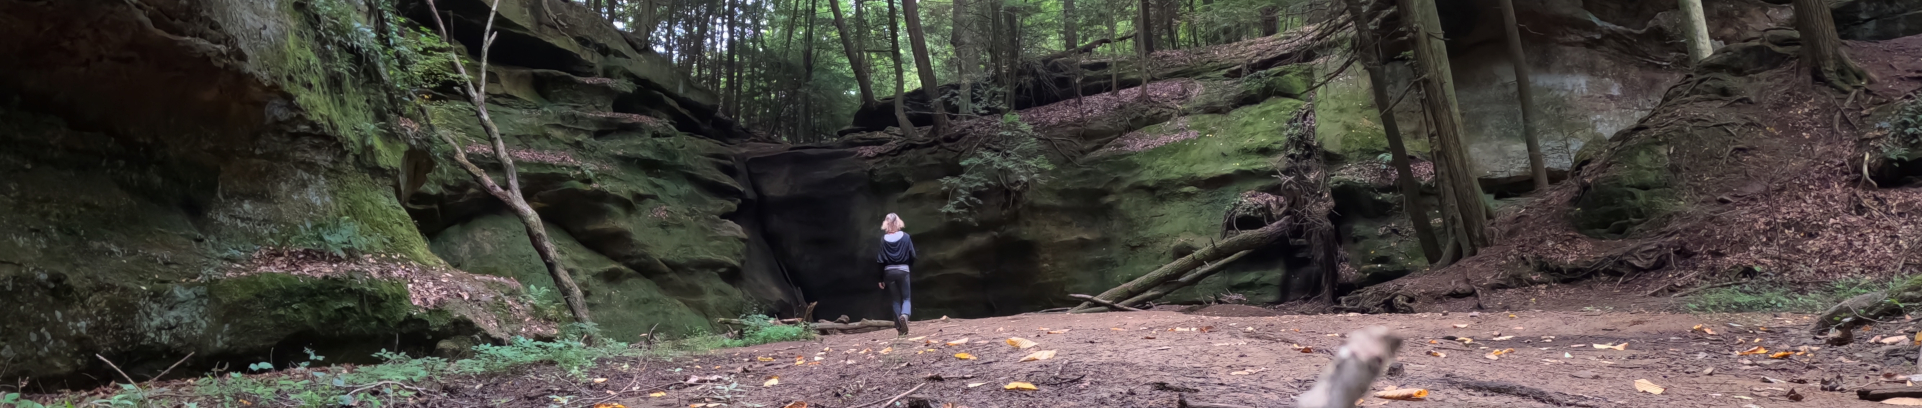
0, 0, 778, 385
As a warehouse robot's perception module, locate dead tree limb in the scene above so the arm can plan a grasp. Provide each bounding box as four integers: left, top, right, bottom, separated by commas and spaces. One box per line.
1071, 221, 1288, 313
1295, 326, 1401, 408
425, 0, 593, 326
1117, 250, 1254, 307
1068, 294, 1143, 311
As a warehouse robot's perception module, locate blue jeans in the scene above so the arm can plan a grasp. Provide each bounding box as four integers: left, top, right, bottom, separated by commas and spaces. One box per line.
883, 267, 911, 317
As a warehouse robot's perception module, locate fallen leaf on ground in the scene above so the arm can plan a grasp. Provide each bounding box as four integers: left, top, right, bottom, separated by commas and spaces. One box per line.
1691, 324, 1717, 335
967, 382, 987, 388
1884, 397, 1922, 405
954, 353, 976, 360
1453, 324, 1470, 328
1881, 336, 1906, 345
1768, 351, 1795, 359
1048, 330, 1070, 334
1490, 336, 1515, 341
1020, 350, 1057, 362
1230, 368, 1267, 375
880, 347, 892, 354
649, 392, 666, 397
782, 402, 808, 408
907, 336, 926, 341
757, 356, 775, 362
763, 376, 779, 387
1427, 351, 1447, 358
1592, 343, 1627, 350
1485, 348, 1514, 360
592, 378, 608, 383
1737, 346, 1769, 356
1007, 337, 1038, 349
946, 338, 970, 346
1374, 388, 1429, 400
1634, 379, 1665, 395
1005, 382, 1038, 391
593, 404, 626, 408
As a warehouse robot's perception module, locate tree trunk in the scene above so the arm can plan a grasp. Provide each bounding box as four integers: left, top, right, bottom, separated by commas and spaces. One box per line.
888, 0, 917, 138
900, 0, 949, 135
1678, 0, 1712, 63
1792, 0, 1870, 90
1341, 0, 1442, 263
952, 0, 977, 115
1258, 6, 1278, 37
802, 0, 820, 141
1138, 0, 1156, 53
1063, 0, 1078, 51
1497, 0, 1548, 192
1401, 0, 1489, 262
424, 0, 592, 326
1070, 220, 1288, 313
1004, 10, 1021, 110
830, 0, 876, 105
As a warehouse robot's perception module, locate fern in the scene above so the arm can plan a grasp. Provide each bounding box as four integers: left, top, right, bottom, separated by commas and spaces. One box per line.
938, 114, 1055, 222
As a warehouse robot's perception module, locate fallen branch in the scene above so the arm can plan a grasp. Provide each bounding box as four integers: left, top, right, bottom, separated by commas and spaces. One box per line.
1444, 375, 1598, 407
95, 354, 142, 393
1180, 393, 1254, 408
810, 320, 899, 331
1295, 327, 1401, 408
1860, 387, 1922, 401
1069, 294, 1143, 312
1072, 221, 1289, 313
849, 382, 929, 408
1117, 250, 1255, 307
145, 352, 195, 387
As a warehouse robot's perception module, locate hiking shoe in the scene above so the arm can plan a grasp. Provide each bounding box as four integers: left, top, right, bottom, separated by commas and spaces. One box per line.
895, 314, 910, 336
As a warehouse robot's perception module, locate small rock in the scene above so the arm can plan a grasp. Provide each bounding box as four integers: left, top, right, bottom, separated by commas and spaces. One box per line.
1385, 362, 1405, 377
1469, 312, 1481, 318
1702, 367, 1715, 376
1569, 370, 1602, 379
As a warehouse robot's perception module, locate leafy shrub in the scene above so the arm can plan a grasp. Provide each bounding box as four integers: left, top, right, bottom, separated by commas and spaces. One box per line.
939, 114, 1055, 222
728, 315, 814, 347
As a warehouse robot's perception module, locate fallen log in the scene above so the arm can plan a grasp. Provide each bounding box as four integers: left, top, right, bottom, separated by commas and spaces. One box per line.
809, 320, 898, 331
1860, 387, 1922, 401
714, 318, 896, 335
1116, 250, 1255, 308
1071, 221, 1288, 313
1068, 294, 1143, 312
1295, 326, 1401, 408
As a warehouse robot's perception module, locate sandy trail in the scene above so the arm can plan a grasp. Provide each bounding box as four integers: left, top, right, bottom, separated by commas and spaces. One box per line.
580, 308, 1895, 408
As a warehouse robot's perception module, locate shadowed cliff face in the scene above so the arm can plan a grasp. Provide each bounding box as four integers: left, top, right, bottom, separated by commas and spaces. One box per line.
0, 0, 778, 387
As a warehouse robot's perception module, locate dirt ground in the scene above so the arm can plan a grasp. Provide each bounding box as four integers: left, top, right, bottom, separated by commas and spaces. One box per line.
365, 307, 1918, 408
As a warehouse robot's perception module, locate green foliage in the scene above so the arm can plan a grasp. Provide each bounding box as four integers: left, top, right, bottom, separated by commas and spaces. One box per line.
457, 323, 629, 377
1878, 100, 1922, 161
938, 114, 1056, 222
1686, 277, 1899, 313
518, 285, 571, 322
288, 217, 381, 256
727, 315, 815, 347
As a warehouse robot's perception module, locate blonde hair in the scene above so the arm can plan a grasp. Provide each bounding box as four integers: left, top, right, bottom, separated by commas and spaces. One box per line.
881, 213, 905, 233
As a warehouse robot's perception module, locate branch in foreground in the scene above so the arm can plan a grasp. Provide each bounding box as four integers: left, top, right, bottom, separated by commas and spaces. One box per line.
1295, 326, 1401, 408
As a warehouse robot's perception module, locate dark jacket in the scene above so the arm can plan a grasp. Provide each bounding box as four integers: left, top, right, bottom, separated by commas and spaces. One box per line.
876, 232, 917, 276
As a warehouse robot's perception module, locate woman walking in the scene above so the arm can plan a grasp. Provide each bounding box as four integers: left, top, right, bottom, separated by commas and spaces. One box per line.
876, 213, 917, 335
